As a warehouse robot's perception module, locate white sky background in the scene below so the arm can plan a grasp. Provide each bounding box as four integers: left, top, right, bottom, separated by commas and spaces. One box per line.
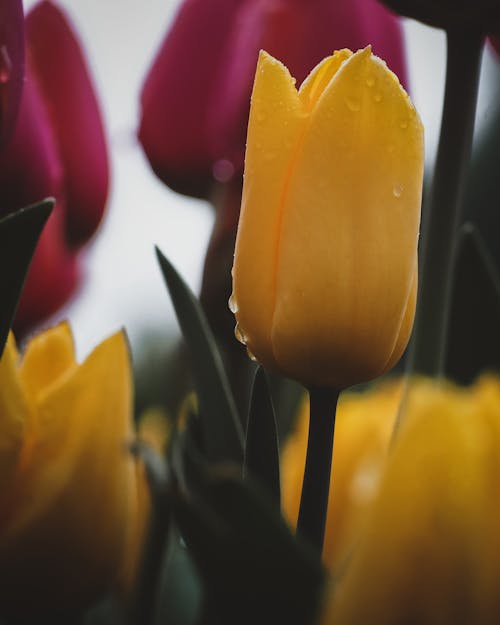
22, 0, 500, 361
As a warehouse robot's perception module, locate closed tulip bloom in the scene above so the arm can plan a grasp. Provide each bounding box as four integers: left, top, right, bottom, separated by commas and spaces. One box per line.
0, 0, 24, 149
138, 0, 407, 199
231, 48, 424, 390
0, 0, 109, 335
0, 324, 147, 619
322, 375, 500, 625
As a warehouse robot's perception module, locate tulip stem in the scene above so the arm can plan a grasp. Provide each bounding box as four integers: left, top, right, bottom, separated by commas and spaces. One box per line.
407, 28, 484, 377
297, 387, 339, 555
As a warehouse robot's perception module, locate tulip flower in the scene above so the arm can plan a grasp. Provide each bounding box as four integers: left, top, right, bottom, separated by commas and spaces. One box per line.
0, 0, 109, 335
231, 48, 424, 390
0, 0, 24, 149
321, 374, 500, 625
0, 323, 148, 619
138, 0, 407, 199
281, 379, 403, 573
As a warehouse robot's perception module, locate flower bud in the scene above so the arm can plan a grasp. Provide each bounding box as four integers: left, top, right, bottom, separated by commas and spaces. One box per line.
231, 48, 424, 390
138, 0, 407, 199
0, 324, 147, 619
0, 1, 109, 335
322, 375, 500, 625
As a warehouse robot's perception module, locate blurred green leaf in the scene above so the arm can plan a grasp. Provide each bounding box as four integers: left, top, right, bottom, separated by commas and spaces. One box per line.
128, 442, 170, 625
0, 199, 53, 356
445, 223, 500, 384
244, 367, 281, 507
155, 247, 244, 465
172, 471, 324, 625
155, 527, 202, 625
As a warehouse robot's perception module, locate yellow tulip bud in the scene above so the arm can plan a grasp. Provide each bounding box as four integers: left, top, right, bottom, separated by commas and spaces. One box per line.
231, 47, 424, 389
0, 324, 148, 619
321, 375, 500, 624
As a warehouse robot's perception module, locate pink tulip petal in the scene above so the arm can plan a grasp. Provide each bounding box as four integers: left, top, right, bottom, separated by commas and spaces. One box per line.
0, 0, 24, 149
138, 0, 241, 198
26, 0, 109, 248
209, 0, 408, 173
139, 0, 407, 198
0, 72, 77, 335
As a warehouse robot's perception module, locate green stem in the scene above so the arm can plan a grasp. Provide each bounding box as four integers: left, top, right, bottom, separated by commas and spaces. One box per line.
297, 387, 339, 555
407, 28, 484, 376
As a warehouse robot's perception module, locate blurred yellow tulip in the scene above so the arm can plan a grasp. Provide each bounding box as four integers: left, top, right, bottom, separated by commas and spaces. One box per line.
281, 378, 403, 573
0, 323, 148, 619
321, 374, 500, 625
231, 47, 424, 389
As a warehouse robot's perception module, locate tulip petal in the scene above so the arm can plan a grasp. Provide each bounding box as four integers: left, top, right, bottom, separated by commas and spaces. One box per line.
381, 263, 417, 375
272, 47, 423, 388
233, 50, 305, 369
0, 332, 136, 613
26, 0, 109, 247
0, 0, 24, 149
325, 378, 499, 625
19, 321, 76, 401
0, 334, 31, 500
298, 49, 352, 111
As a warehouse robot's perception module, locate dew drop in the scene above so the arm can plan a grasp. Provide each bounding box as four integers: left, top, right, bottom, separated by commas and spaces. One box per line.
228, 293, 238, 314
366, 76, 375, 87
246, 347, 258, 362
257, 112, 267, 122
374, 92, 382, 103
234, 323, 247, 345
393, 184, 403, 198
350, 460, 381, 504
212, 159, 235, 183
0, 46, 12, 84
400, 119, 408, 129
345, 97, 361, 112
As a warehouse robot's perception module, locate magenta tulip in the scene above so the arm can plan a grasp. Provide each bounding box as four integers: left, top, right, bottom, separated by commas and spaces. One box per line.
0, 0, 109, 335
138, 0, 408, 199
0, 0, 24, 149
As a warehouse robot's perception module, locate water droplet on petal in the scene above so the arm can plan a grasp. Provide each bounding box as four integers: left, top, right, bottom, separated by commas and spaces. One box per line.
246, 347, 258, 362
345, 97, 361, 112
212, 159, 235, 183
350, 459, 381, 504
374, 92, 382, 103
234, 324, 247, 345
0, 46, 12, 84
366, 76, 375, 88
393, 184, 403, 198
257, 112, 267, 122
228, 293, 238, 314
400, 119, 408, 129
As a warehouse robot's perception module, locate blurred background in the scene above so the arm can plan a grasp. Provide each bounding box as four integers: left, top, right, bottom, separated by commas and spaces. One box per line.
20, 0, 500, 385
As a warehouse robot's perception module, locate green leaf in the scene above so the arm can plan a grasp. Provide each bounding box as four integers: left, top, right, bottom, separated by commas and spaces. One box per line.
445, 223, 500, 384
155, 247, 243, 464
244, 366, 281, 507
0, 199, 53, 356
172, 472, 324, 625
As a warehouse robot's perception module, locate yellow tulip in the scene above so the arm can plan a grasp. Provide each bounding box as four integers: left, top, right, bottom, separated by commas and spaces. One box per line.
281, 378, 403, 573
231, 47, 424, 389
321, 375, 500, 625
0, 323, 148, 619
